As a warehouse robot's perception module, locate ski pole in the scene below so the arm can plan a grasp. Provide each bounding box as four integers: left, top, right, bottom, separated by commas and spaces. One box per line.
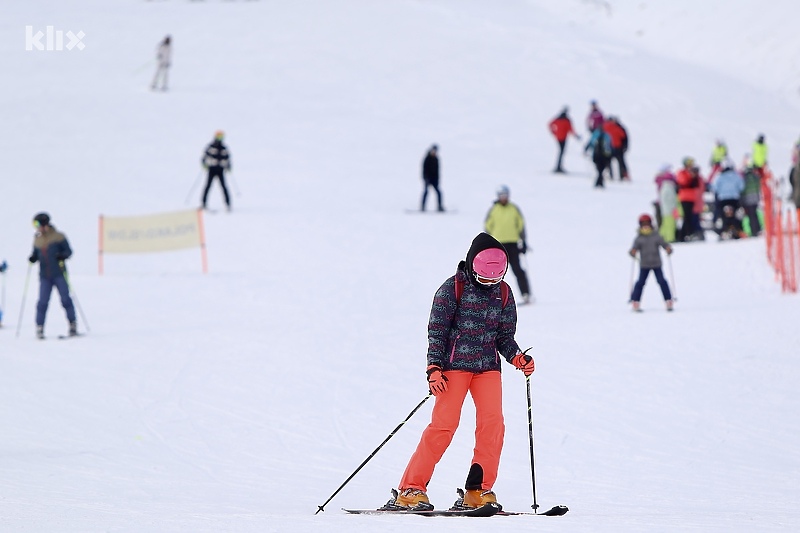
667, 253, 678, 302
228, 171, 242, 198
0, 260, 7, 326
315, 393, 432, 514
523, 367, 569, 516
132, 58, 155, 75
185, 169, 204, 206
15, 263, 33, 339
524, 364, 540, 512
520, 252, 536, 303
628, 255, 637, 299
60, 262, 91, 332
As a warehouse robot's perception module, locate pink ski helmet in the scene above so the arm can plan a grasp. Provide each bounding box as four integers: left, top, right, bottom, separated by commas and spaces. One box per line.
472, 248, 507, 285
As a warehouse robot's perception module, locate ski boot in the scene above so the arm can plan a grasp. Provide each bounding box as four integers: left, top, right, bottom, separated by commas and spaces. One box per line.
36, 325, 45, 340
69, 321, 78, 337
666, 300, 674, 312
451, 488, 502, 511
631, 301, 641, 312
379, 488, 433, 511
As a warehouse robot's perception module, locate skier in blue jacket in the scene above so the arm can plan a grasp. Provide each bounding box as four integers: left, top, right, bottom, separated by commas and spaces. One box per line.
711, 160, 745, 238
28, 213, 78, 339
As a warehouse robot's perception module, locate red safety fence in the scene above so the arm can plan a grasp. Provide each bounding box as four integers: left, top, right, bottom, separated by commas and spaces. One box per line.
762, 168, 799, 293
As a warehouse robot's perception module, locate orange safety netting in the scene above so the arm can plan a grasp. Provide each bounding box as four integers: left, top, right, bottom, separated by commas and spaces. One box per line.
762, 169, 799, 293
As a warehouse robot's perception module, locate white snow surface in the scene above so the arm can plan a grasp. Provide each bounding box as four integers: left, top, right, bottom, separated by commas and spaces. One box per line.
2, 1, 800, 531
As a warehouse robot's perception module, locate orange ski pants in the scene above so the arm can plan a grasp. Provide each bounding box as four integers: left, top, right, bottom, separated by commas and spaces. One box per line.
399, 370, 504, 491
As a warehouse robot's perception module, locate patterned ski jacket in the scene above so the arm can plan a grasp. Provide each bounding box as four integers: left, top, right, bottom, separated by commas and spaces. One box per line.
30, 226, 72, 280
202, 140, 231, 170
427, 233, 521, 373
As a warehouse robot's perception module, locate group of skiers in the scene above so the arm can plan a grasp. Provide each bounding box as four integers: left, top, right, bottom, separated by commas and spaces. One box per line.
11, 129, 233, 339
548, 100, 630, 187
651, 136, 770, 245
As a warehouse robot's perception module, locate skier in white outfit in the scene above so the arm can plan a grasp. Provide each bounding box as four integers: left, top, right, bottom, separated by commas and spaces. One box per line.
151, 35, 171, 91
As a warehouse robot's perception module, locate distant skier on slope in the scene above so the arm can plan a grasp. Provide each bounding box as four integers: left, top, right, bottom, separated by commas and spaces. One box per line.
201, 130, 232, 212
707, 139, 728, 183
586, 100, 604, 134
740, 158, 762, 236
675, 157, 705, 241
484, 186, 531, 304
629, 214, 674, 312
790, 137, 800, 206
379, 232, 534, 512
584, 126, 612, 188
710, 159, 745, 240
28, 213, 79, 339
603, 116, 629, 180
548, 107, 581, 173
151, 35, 171, 91
751, 133, 768, 177
420, 144, 444, 212
654, 165, 678, 243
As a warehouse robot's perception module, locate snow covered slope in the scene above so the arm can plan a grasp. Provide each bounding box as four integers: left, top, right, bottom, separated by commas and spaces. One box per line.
1, 1, 799, 531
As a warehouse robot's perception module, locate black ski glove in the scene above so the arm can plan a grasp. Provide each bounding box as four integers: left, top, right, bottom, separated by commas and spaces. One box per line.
29, 254, 37, 264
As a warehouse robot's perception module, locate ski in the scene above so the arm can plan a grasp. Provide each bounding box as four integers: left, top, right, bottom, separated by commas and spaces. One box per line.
57, 333, 84, 340
497, 505, 569, 516
343, 502, 500, 517
404, 209, 458, 215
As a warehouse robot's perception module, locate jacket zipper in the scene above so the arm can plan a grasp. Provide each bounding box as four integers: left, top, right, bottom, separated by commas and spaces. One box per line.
450, 333, 461, 363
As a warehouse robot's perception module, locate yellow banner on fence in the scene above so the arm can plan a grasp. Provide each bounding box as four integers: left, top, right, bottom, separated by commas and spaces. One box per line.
101, 209, 203, 253
98, 209, 208, 273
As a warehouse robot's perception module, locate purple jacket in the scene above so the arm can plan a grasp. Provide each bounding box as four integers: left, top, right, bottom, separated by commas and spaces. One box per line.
587, 109, 604, 131
427, 267, 520, 373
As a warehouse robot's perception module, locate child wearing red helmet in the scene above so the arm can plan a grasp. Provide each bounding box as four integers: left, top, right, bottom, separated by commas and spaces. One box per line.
629, 214, 674, 312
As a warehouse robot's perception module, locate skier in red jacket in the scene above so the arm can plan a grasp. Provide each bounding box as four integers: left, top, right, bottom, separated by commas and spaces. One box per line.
602, 116, 629, 180
548, 107, 581, 173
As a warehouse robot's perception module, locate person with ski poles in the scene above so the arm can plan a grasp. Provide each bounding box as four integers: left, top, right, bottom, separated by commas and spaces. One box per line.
28, 213, 78, 339
201, 130, 233, 212
548, 107, 581, 173
151, 35, 171, 91
381, 232, 535, 512
629, 214, 674, 312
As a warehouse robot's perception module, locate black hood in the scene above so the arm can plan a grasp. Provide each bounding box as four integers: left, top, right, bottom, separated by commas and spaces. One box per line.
458, 232, 508, 288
